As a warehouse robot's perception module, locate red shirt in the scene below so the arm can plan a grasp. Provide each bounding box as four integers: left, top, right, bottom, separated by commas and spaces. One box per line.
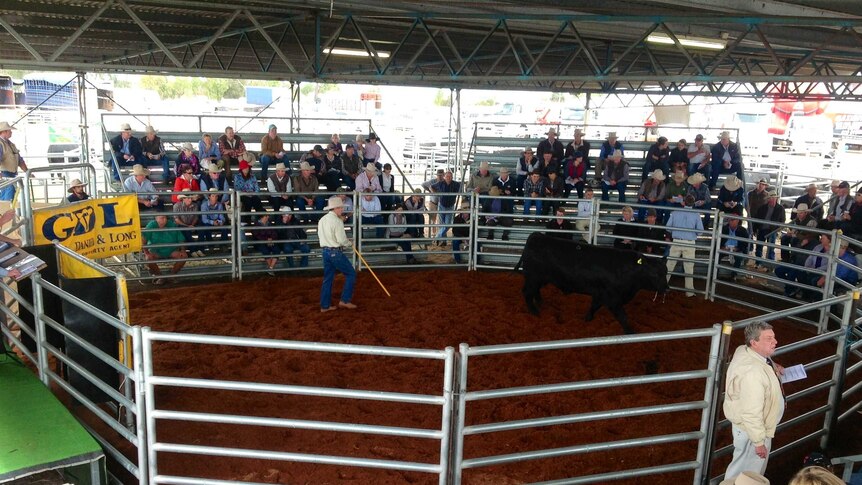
172, 177, 201, 203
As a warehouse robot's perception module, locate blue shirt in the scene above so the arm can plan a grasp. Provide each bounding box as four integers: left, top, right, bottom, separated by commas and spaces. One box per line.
200, 200, 226, 226
198, 140, 221, 160
121, 138, 130, 155
666, 210, 703, 241
725, 228, 738, 248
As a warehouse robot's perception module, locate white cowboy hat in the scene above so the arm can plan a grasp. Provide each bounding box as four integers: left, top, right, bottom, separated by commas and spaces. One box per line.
132, 164, 150, 176
718, 130, 731, 139
574, 128, 584, 136
67, 179, 86, 192
239, 152, 257, 163
274, 162, 288, 171
792, 203, 810, 213
299, 161, 314, 171
181, 142, 193, 151
0, 121, 16, 132
718, 471, 769, 485
479, 161, 490, 171
207, 187, 220, 193
650, 169, 666, 181
687, 172, 706, 185
607, 131, 618, 139
177, 188, 192, 200
120, 123, 132, 131
499, 167, 509, 175
281, 207, 293, 214
364, 162, 378, 173
723, 175, 742, 191
324, 195, 344, 210
545, 128, 558, 136
145, 125, 156, 134
206, 163, 223, 173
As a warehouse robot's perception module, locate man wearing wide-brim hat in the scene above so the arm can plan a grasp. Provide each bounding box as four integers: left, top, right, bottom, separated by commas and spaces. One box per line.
0, 121, 29, 202
752, 190, 786, 266
791, 183, 824, 221
746, 178, 770, 223
108, 122, 144, 183
636, 169, 667, 221
596, 131, 625, 184
686, 172, 714, 228
66, 178, 89, 204
467, 161, 494, 195
266, 162, 294, 212
536, 127, 564, 170
709, 130, 744, 189
318, 196, 357, 312
293, 161, 325, 222
717, 175, 745, 217
355, 162, 382, 193
123, 164, 163, 212
779, 202, 820, 266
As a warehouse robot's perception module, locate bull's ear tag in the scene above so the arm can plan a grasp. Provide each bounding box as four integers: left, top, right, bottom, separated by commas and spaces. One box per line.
637, 258, 643, 265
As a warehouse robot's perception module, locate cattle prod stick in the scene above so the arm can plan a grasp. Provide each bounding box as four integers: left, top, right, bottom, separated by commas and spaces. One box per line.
353, 246, 392, 297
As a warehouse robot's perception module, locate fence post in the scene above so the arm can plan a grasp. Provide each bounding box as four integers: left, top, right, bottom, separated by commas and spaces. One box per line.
699, 320, 733, 484
819, 229, 841, 332
355, 191, 363, 272
233, 190, 242, 280
30, 273, 50, 386
351, 191, 359, 269
439, 346, 455, 485
707, 212, 726, 302
590, 198, 600, 245
132, 325, 149, 485
823, 291, 859, 449
469, 192, 478, 271
141, 327, 158, 485
452, 343, 469, 485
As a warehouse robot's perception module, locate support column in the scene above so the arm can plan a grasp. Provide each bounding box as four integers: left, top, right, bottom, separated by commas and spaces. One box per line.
455, 88, 462, 174
584, 93, 592, 127
447, 88, 454, 172
76, 72, 90, 178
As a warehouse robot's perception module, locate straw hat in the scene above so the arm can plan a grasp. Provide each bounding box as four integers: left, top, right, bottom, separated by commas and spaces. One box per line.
239, 152, 256, 163
324, 195, 344, 210
181, 142, 193, 151
723, 175, 742, 191
718, 471, 769, 485
281, 207, 293, 214
145, 125, 156, 134
132, 164, 150, 176
299, 161, 314, 171
545, 128, 558, 136
0, 121, 16, 132
687, 172, 706, 185
177, 188, 192, 200
767, 190, 779, 198
206, 163, 223, 173
607, 131, 617, 139
649, 169, 666, 181
364, 162, 378, 173
274, 162, 288, 171
499, 167, 509, 175
67, 179, 86, 192
718, 130, 731, 139
792, 203, 810, 213
574, 128, 584, 136
120, 123, 131, 131
523, 147, 534, 154
207, 188, 220, 194
479, 161, 490, 171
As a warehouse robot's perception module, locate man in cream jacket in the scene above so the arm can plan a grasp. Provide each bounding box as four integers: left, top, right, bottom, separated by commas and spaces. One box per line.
723, 321, 785, 480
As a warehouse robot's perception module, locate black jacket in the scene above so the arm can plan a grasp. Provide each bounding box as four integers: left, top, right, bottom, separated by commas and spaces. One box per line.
720, 224, 750, 254
612, 218, 640, 250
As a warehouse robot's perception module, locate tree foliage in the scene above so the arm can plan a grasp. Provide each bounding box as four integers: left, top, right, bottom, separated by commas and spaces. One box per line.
138, 76, 244, 100
433, 89, 451, 107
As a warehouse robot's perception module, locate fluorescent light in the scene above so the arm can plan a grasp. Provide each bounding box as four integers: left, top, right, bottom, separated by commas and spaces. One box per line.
647, 34, 726, 50
323, 47, 390, 58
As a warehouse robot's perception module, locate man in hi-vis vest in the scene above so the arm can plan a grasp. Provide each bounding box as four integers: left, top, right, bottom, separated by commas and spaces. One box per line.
0, 121, 29, 201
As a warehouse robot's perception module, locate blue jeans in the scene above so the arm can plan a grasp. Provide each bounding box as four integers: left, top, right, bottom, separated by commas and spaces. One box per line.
437, 208, 454, 239
283, 242, 310, 267
601, 181, 627, 202
453, 239, 463, 263
709, 160, 744, 188
0, 171, 17, 201
321, 247, 356, 308
523, 198, 542, 215
295, 195, 326, 222
259, 155, 275, 181
146, 155, 172, 181
362, 215, 385, 239
755, 231, 777, 261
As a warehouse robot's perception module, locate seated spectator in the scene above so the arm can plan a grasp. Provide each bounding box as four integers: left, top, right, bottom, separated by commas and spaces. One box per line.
575, 186, 597, 241
643, 136, 670, 180
776, 230, 819, 298
200, 188, 228, 248
403, 189, 425, 237
717, 175, 745, 217
234, 160, 265, 223
753, 191, 786, 265
841, 187, 862, 239
140, 125, 172, 183
709, 131, 744, 189
143, 215, 187, 285
613, 206, 639, 250
355, 162, 382, 193
292, 161, 325, 222
387, 205, 416, 264
359, 189, 385, 239
253, 213, 282, 275
825, 180, 853, 231
747, 178, 770, 222
198, 163, 230, 207
363, 133, 381, 169
793, 183, 825, 221
665, 171, 689, 220
686, 172, 713, 228
545, 208, 573, 239
277, 208, 310, 268
638, 208, 667, 255
796, 234, 849, 299
522, 169, 546, 216
789, 466, 846, 485
482, 186, 512, 241
451, 203, 471, 264
109, 123, 144, 182
668, 139, 689, 175
636, 169, 667, 221
198, 133, 221, 170
665, 195, 703, 297
327, 133, 343, 155
172, 163, 201, 203
543, 171, 565, 216
467, 161, 494, 196
259, 124, 285, 181
266, 162, 293, 212
687, 134, 711, 179
835, 239, 860, 290
322, 145, 343, 192
177, 143, 200, 175
601, 150, 629, 202
123, 164, 163, 212
563, 152, 587, 198
66, 179, 89, 204
780, 204, 819, 263
516, 147, 542, 197
564, 128, 590, 174
719, 471, 770, 485
597, 132, 624, 184
217, 126, 246, 183
720, 217, 751, 280
494, 166, 518, 199
172, 189, 202, 255
378, 163, 396, 210
336, 188, 354, 224
540, 151, 559, 177
339, 144, 362, 190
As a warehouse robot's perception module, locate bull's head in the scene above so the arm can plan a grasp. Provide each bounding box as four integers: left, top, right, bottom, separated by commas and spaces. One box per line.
638, 256, 669, 296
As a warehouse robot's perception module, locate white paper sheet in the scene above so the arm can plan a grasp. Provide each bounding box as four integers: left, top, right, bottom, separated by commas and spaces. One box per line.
780, 364, 807, 384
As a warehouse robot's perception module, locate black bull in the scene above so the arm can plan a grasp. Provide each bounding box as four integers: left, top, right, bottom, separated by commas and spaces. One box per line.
514, 233, 669, 334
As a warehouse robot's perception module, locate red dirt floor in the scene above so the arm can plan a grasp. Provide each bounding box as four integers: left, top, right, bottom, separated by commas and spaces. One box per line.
122, 269, 862, 484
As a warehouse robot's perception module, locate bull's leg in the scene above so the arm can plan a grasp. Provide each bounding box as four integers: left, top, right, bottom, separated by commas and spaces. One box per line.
584, 296, 602, 321
610, 306, 635, 334
522, 278, 542, 315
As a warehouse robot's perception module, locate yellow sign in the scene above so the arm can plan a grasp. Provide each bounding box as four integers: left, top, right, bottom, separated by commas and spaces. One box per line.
33, 195, 142, 258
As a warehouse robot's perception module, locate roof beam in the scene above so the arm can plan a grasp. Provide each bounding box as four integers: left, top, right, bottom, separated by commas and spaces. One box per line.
244, 9, 296, 73
0, 16, 45, 62
186, 9, 241, 68
117, 0, 182, 68
47, 0, 115, 62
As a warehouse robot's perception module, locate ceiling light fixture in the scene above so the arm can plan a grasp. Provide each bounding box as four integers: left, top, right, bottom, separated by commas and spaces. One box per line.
647, 34, 726, 50
323, 47, 391, 58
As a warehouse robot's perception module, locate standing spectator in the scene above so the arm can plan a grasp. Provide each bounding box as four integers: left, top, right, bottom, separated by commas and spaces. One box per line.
516, 147, 541, 197
545, 208, 573, 239
601, 150, 630, 203
643, 136, 670, 180
638, 209, 667, 255
687, 172, 713, 228
536, 128, 564, 170
826, 181, 853, 231
481, 186, 512, 241
746, 178, 770, 224
198, 133, 221, 170
451, 203, 471, 264
234, 160, 265, 222
277, 208, 310, 268
253, 213, 282, 275
636, 169, 667, 222
522, 170, 547, 217
387, 205, 417, 264
363, 132, 381, 169
177, 143, 200, 175
709, 131, 744, 189
66, 179, 90, 204
723, 321, 784, 481
172, 163, 201, 204
793, 184, 825, 221
293, 161, 325, 222
665, 195, 703, 297
753, 191, 786, 265
355, 162, 383, 193
378, 163, 396, 210
108, 123, 141, 182
430, 170, 461, 244
217, 126, 246, 183
668, 139, 689, 175
845, 188, 862, 239
172, 189, 201, 252
200, 189, 228, 248
563, 152, 587, 199
266, 162, 293, 212
340, 144, 362, 190
687, 134, 711, 180
612, 206, 639, 251
575, 187, 597, 241
720, 217, 751, 281
718, 175, 745, 217
140, 125, 172, 183
596, 132, 624, 184
564, 128, 591, 173
318, 196, 357, 312
143, 215, 187, 285
403, 189, 425, 238
543, 171, 565, 216
422, 169, 445, 235
259, 124, 285, 181
467, 161, 494, 196
124, 164, 162, 212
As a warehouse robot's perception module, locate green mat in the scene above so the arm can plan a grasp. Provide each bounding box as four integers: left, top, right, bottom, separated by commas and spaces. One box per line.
0, 358, 104, 482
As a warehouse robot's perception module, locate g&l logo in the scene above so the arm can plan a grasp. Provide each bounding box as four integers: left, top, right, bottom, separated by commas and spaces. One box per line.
41, 202, 132, 242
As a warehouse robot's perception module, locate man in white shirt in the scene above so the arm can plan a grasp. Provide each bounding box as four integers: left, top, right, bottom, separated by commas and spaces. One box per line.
687, 134, 711, 178
318, 196, 357, 312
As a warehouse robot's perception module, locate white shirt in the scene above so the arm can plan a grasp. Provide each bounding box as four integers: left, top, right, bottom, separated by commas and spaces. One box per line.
687, 143, 709, 166
266, 175, 293, 194
317, 210, 351, 248
360, 196, 381, 216
577, 199, 593, 216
